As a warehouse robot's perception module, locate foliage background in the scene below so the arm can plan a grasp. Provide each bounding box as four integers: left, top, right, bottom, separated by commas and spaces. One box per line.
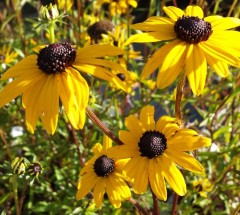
0, 0, 239, 214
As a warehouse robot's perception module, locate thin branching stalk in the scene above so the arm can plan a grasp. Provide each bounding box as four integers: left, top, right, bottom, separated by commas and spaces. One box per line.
152, 190, 160, 215
129, 197, 149, 215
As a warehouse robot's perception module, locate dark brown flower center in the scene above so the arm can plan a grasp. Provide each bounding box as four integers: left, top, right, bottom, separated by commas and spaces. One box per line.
28, 162, 42, 176
94, 155, 115, 177
37, 42, 76, 74
87, 20, 115, 42
174, 16, 212, 43
138, 131, 167, 159
0, 54, 6, 61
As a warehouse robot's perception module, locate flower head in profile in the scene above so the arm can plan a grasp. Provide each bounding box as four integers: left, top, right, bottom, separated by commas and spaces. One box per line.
76, 135, 131, 208
0, 43, 130, 134
126, 6, 240, 95
109, 106, 211, 200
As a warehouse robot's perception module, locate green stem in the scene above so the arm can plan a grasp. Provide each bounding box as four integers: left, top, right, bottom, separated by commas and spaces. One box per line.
48, 22, 55, 43
12, 175, 20, 215
175, 70, 186, 126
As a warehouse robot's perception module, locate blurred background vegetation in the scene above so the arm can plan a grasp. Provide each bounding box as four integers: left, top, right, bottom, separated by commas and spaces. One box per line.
0, 0, 239, 214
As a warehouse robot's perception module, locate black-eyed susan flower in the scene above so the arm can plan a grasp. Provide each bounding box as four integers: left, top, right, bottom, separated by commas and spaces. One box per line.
0, 43, 130, 134
192, 178, 212, 198
108, 106, 211, 200
0, 45, 19, 71
126, 5, 240, 95
76, 135, 131, 208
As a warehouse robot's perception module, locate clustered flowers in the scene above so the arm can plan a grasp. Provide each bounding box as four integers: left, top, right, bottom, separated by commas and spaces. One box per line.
0, 2, 239, 212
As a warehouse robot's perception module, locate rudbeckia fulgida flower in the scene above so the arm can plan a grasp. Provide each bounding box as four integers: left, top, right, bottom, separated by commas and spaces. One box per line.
108, 106, 211, 200
76, 135, 131, 208
0, 43, 130, 134
126, 5, 240, 95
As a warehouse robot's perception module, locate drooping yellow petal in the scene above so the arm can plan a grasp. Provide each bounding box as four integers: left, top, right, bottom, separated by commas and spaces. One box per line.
149, 158, 167, 200
106, 177, 122, 208
133, 158, 149, 195
200, 41, 240, 67
1, 55, 40, 79
157, 40, 187, 89
110, 174, 131, 200
76, 44, 124, 59
103, 135, 112, 151
22, 76, 47, 133
185, 6, 203, 18
166, 151, 204, 173
0, 74, 42, 108
76, 172, 98, 200
186, 44, 207, 95
40, 74, 59, 135
163, 6, 184, 21
93, 178, 105, 208
141, 40, 181, 80
59, 68, 89, 129
204, 52, 229, 77
123, 156, 142, 180
161, 154, 187, 196
140, 105, 155, 131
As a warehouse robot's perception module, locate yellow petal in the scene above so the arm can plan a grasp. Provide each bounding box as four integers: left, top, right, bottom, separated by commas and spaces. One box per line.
40, 75, 59, 135
125, 32, 166, 44
163, 6, 184, 21
209, 17, 240, 30
59, 69, 89, 129
166, 151, 204, 173
106, 177, 122, 208
186, 44, 207, 96
141, 40, 180, 80
185, 6, 204, 18
76, 44, 124, 59
204, 52, 229, 77
161, 154, 186, 196
92, 143, 103, 156
156, 115, 177, 132
132, 157, 149, 194
124, 114, 143, 137
103, 135, 112, 151
22, 76, 47, 133
1, 55, 40, 79
93, 178, 105, 208
168, 129, 211, 151
200, 41, 240, 67
76, 172, 97, 200
110, 174, 131, 200
157, 40, 187, 89
107, 145, 137, 159
140, 106, 155, 130
149, 159, 167, 200
119, 130, 140, 145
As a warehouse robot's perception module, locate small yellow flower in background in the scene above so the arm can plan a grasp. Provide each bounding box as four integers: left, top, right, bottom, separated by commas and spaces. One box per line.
0, 45, 19, 70
126, 5, 240, 95
0, 43, 130, 134
108, 106, 211, 200
76, 135, 131, 208
97, 0, 138, 16
192, 178, 212, 198
57, 0, 73, 11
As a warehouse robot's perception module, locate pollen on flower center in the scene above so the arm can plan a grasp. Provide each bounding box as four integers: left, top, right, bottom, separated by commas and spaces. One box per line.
37, 42, 76, 74
94, 155, 115, 177
174, 16, 212, 44
138, 131, 167, 159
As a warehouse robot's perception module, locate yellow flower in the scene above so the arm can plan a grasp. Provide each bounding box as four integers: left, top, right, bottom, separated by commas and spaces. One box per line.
76, 135, 131, 208
108, 106, 211, 200
0, 43, 130, 134
57, 0, 73, 11
97, 0, 137, 16
192, 178, 212, 198
0, 45, 18, 68
126, 6, 240, 95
